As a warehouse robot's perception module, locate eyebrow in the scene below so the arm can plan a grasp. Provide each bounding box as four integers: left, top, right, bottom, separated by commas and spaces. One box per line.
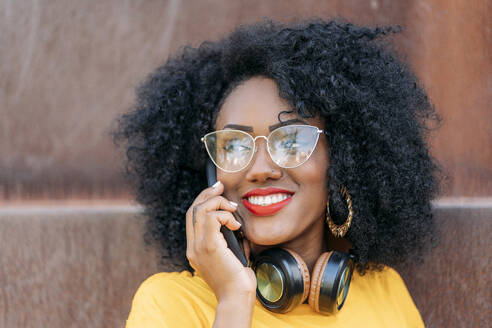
222, 124, 254, 132
269, 119, 309, 131
223, 119, 308, 132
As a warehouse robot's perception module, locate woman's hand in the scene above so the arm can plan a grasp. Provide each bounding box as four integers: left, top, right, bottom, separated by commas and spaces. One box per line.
185, 181, 257, 305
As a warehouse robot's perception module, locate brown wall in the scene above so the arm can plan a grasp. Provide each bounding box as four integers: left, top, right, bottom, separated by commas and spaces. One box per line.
1, 205, 490, 327
1, 0, 491, 202
1, 2, 490, 326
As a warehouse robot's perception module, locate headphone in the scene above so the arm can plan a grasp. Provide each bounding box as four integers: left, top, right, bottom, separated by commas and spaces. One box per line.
251, 247, 354, 315
206, 159, 354, 315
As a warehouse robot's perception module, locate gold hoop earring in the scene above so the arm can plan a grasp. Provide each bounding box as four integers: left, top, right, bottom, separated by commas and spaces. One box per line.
326, 186, 353, 238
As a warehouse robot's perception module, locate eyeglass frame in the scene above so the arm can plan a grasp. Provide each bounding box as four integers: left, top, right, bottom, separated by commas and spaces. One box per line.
201, 124, 324, 173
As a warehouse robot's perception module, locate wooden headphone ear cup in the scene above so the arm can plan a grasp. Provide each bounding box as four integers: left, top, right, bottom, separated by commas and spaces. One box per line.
284, 248, 310, 304
308, 251, 332, 313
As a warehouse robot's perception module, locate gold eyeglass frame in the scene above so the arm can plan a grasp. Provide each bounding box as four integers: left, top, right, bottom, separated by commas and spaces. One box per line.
201, 124, 323, 173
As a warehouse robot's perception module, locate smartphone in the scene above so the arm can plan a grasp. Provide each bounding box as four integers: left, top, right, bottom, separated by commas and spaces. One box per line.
206, 159, 249, 267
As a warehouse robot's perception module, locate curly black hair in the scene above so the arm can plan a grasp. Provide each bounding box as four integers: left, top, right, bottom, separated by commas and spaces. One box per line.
113, 19, 443, 274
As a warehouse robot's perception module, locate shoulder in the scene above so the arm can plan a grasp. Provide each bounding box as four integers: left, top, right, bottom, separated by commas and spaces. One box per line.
350, 266, 417, 305
126, 271, 216, 328
136, 271, 195, 293
130, 270, 214, 307
345, 266, 424, 327
354, 266, 407, 287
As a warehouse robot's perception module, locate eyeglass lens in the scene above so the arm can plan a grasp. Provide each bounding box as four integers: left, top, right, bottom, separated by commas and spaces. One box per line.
203, 125, 320, 172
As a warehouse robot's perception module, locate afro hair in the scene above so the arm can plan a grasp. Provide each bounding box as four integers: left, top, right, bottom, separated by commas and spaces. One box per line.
113, 19, 443, 274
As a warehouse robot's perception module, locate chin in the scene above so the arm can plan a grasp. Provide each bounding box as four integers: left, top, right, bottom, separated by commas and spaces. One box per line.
243, 222, 292, 247
248, 234, 283, 247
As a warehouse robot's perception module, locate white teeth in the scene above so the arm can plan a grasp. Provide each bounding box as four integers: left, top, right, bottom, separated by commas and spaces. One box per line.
247, 193, 291, 206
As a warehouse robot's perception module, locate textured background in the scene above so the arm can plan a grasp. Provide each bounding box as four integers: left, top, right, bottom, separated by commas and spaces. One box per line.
1, 0, 491, 327
1, 0, 491, 202
0, 205, 490, 327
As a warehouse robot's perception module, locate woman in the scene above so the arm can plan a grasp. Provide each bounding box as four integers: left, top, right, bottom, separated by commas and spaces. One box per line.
115, 19, 442, 327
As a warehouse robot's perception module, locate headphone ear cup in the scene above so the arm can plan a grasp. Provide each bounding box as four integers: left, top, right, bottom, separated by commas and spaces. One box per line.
308, 252, 331, 312
252, 247, 309, 313
283, 248, 310, 304
308, 251, 354, 315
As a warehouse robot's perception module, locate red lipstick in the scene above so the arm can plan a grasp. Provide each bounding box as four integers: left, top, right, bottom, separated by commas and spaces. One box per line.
242, 187, 294, 216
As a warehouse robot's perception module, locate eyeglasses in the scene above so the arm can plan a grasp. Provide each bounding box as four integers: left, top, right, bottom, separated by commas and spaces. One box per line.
201, 124, 323, 172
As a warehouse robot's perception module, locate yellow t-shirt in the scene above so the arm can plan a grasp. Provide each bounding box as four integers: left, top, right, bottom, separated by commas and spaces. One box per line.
126, 267, 424, 327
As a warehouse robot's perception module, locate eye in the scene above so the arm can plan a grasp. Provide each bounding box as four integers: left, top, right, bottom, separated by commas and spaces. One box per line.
223, 138, 251, 153
281, 137, 299, 149
280, 134, 300, 153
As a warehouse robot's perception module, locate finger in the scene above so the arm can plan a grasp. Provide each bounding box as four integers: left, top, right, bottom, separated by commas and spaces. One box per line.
196, 195, 239, 216
191, 181, 224, 208
196, 210, 241, 252
185, 205, 196, 253
193, 199, 240, 244
187, 194, 237, 257
185, 182, 224, 249
191, 195, 238, 239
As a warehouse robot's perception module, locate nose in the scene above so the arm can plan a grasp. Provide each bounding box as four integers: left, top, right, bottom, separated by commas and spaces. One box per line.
245, 137, 282, 182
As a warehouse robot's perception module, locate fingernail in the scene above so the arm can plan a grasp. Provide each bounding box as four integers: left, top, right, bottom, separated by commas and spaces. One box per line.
236, 221, 242, 227
229, 201, 238, 207
212, 181, 221, 188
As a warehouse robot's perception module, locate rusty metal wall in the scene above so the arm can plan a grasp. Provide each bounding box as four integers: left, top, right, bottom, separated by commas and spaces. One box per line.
1, 0, 491, 202
0, 205, 490, 327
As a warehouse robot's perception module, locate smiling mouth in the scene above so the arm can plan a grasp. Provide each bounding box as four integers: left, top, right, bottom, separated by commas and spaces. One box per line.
246, 193, 291, 206
242, 193, 294, 216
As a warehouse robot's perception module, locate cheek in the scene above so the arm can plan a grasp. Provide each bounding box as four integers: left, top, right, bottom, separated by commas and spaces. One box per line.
297, 164, 328, 195
216, 171, 241, 185
300, 146, 329, 186
292, 148, 330, 206
216, 171, 245, 198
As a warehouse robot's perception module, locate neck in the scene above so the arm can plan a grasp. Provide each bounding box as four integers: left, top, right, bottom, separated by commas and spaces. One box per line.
250, 217, 327, 274
279, 217, 328, 274
249, 218, 352, 275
